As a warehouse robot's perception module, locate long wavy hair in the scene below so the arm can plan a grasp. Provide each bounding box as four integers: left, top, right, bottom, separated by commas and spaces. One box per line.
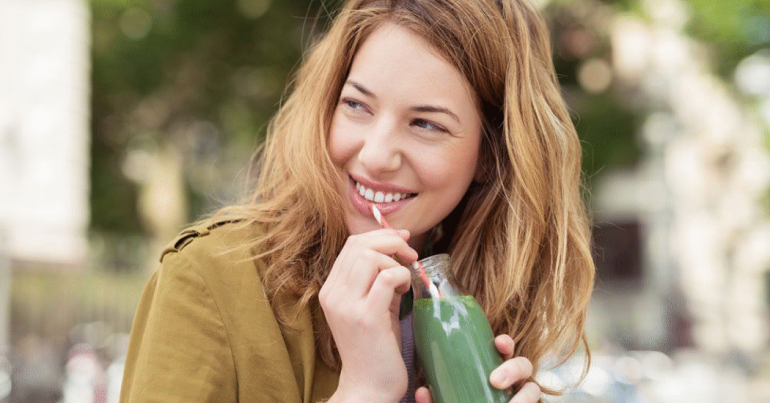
212, 0, 595, 394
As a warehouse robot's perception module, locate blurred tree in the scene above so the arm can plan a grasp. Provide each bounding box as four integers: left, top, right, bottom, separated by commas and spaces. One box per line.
546, 0, 770, 186
89, 0, 329, 235
546, 0, 642, 186
685, 0, 770, 76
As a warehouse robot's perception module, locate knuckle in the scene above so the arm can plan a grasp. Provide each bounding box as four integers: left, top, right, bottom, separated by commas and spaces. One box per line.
319, 298, 337, 315
378, 269, 396, 285
511, 357, 533, 378
343, 236, 355, 247
318, 289, 330, 305
350, 310, 374, 329
519, 357, 534, 376
346, 234, 364, 247
361, 248, 378, 260
378, 266, 408, 288
394, 267, 410, 284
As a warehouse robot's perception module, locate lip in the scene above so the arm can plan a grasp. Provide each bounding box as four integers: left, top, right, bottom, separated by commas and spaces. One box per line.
347, 174, 417, 218
349, 173, 420, 194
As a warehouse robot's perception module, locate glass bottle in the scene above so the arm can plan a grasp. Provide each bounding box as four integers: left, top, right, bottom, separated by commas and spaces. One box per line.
411, 254, 511, 403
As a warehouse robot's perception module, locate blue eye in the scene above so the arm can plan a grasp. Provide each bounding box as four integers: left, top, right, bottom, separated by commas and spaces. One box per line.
342, 98, 367, 112
412, 119, 447, 133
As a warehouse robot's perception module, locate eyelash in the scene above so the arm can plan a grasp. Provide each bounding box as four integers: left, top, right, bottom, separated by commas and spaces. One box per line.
339, 97, 448, 134
341, 98, 368, 113
412, 119, 447, 133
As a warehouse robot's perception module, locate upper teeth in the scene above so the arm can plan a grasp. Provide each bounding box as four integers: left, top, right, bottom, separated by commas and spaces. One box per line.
355, 182, 411, 203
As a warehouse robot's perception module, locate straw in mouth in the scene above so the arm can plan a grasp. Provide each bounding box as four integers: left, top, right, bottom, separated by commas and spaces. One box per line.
372, 204, 386, 228
370, 204, 441, 298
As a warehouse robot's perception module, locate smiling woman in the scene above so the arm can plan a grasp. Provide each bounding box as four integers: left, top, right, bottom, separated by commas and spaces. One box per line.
329, 23, 483, 250
119, 1, 595, 402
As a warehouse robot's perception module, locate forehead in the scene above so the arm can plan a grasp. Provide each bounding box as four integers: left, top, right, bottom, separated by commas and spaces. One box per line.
347, 22, 478, 110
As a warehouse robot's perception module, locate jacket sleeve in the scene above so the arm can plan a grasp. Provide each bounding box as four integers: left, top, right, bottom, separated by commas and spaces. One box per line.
120, 252, 238, 403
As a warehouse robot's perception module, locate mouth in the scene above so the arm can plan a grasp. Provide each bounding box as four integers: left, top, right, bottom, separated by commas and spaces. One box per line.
347, 174, 418, 218
351, 176, 418, 203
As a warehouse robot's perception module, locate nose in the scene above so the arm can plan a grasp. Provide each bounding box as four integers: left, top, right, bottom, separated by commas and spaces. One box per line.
357, 120, 402, 174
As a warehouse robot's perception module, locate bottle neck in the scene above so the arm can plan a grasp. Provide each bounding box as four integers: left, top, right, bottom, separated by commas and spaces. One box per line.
412, 253, 458, 298
420, 254, 451, 283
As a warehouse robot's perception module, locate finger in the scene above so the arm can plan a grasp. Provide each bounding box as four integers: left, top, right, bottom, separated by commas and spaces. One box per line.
357, 229, 418, 262
364, 228, 417, 257
495, 334, 515, 360
322, 230, 415, 307
342, 250, 403, 297
360, 228, 417, 266
415, 386, 432, 403
320, 242, 353, 300
331, 231, 408, 288
366, 265, 412, 313
490, 357, 533, 389
510, 381, 540, 403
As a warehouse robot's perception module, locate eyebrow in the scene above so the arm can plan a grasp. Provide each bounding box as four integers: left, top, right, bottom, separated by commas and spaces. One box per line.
411, 105, 460, 124
345, 80, 461, 124
346, 80, 375, 98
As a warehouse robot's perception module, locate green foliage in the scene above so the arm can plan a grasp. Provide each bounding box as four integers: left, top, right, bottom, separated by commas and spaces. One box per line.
545, 1, 642, 186
572, 94, 640, 182
89, 0, 327, 234
684, 0, 770, 76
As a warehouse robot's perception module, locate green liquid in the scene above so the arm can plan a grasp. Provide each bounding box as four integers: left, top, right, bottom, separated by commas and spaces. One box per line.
413, 295, 511, 403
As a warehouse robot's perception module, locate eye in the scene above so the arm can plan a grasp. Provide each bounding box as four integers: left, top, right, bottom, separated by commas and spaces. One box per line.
340, 98, 369, 114
412, 118, 447, 133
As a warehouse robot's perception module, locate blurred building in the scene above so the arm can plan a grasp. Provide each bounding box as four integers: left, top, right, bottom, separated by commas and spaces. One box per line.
0, 0, 90, 401
587, 0, 770, 368
0, 0, 90, 267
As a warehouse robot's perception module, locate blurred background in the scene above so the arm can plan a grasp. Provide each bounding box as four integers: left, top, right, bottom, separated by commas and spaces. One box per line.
1, 0, 769, 402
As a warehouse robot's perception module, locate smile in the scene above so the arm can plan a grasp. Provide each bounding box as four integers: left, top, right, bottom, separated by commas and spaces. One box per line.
354, 181, 417, 203
347, 174, 418, 218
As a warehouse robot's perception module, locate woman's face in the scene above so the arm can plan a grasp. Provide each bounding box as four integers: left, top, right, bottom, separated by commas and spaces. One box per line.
329, 22, 482, 250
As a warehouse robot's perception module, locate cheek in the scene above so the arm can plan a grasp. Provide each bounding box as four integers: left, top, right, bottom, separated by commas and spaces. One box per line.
328, 115, 357, 166
420, 145, 480, 190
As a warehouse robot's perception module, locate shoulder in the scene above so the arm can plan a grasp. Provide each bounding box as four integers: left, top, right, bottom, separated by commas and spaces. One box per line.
161, 218, 257, 263
157, 219, 268, 301
160, 218, 263, 270
122, 220, 271, 402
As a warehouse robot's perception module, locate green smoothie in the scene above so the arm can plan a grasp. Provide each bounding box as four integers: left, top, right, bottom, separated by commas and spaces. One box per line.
413, 295, 511, 403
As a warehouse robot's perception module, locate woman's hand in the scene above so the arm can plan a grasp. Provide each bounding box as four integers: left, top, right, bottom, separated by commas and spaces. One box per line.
320, 229, 419, 403
414, 334, 541, 403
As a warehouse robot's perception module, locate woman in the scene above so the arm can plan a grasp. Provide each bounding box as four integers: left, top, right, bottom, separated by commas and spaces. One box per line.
120, 0, 595, 402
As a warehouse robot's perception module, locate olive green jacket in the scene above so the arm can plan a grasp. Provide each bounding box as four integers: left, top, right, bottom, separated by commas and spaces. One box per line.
120, 221, 339, 402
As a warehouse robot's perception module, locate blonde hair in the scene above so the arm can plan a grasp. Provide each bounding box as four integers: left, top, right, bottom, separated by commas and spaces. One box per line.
212, 0, 594, 395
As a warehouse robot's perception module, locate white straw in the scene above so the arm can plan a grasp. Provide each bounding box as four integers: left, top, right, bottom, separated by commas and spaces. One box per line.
372, 204, 441, 299
372, 204, 384, 227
